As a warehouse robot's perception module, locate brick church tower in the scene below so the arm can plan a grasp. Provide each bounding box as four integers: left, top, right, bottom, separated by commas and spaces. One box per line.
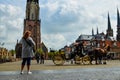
24, 0, 41, 49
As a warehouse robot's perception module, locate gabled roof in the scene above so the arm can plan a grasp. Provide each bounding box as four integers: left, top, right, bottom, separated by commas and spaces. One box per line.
76, 34, 93, 41
76, 33, 116, 42
92, 34, 105, 41
106, 36, 115, 41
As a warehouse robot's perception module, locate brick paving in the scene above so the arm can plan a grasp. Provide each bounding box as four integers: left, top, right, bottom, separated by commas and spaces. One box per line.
0, 60, 120, 80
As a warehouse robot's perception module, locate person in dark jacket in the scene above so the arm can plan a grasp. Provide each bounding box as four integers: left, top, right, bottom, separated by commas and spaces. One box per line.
35, 52, 40, 64
78, 41, 85, 57
40, 53, 44, 64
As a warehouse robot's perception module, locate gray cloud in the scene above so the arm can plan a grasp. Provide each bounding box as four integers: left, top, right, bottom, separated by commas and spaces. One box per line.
40, 0, 120, 49
0, 4, 24, 49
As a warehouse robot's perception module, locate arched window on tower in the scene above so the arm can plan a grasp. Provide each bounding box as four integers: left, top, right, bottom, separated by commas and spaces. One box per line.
28, 25, 32, 31
32, 13, 34, 20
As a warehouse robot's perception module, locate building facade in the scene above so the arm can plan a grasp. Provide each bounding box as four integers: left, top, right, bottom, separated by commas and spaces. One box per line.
0, 47, 15, 62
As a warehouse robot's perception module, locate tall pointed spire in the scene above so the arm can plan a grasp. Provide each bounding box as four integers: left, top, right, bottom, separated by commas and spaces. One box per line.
92, 28, 94, 36
97, 27, 99, 35
106, 12, 113, 37
117, 8, 120, 41
108, 12, 112, 30
117, 8, 120, 27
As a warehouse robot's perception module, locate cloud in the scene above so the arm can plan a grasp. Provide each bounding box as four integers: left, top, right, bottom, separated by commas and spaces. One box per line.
42, 33, 66, 50
40, 0, 120, 50
0, 4, 24, 49
0, 0, 120, 50
0, 25, 7, 39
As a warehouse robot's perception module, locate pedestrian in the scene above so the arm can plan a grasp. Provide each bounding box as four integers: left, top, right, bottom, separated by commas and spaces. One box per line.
40, 53, 44, 64
35, 51, 40, 64
78, 41, 85, 57
19, 30, 35, 74
74, 43, 79, 56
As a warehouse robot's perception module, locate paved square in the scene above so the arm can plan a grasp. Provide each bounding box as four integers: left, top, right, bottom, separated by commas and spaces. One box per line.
0, 67, 120, 80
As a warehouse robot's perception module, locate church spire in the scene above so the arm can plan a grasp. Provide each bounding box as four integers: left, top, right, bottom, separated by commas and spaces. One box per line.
106, 12, 113, 37
97, 27, 99, 35
108, 12, 112, 30
117, 8, 120, 41
117, 8, 120, 27
92, 28, 94, 36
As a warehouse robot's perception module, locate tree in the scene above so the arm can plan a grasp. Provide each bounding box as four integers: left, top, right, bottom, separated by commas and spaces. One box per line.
9, 49, 16, 56
36, 48, 44, 55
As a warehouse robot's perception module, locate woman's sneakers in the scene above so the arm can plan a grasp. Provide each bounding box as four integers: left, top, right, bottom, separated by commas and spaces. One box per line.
20, 71, 24, 74
20, 71, 32, 74
27, 71, 32, 74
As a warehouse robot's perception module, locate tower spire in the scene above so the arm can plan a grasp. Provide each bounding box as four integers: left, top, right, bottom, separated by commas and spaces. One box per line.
106, 12, 113, 37
92, 28, 94, 36
108, 12, 112, 30
117, 8, 120, 26
117, 8, 120, 41
97, 27, 99, 35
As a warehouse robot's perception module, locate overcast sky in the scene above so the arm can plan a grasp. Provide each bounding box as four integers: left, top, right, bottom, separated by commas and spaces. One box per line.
0, 0, 120, 50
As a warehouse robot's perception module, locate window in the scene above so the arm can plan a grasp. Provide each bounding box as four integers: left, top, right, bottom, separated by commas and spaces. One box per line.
32, 13, 34, 19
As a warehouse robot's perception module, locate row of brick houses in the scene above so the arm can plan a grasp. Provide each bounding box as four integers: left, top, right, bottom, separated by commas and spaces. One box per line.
0, 47, 9, 62
0, 47, 16, 63
75, 34, 120, 59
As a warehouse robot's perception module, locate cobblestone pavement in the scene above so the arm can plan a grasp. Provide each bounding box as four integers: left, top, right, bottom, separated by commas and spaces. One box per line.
0, 67, 120, 80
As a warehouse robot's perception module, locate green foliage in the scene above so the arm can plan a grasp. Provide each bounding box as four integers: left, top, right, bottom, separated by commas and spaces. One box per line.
48, 50, 64, 59
36, 48, 44, 54
9, 49, 16, 56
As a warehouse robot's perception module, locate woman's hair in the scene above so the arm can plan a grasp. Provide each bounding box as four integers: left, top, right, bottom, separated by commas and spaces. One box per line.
23, 30, 31, 39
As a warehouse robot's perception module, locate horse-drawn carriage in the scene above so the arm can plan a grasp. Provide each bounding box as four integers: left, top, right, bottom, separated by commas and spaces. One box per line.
50, 42, 110, 65
50, 49, 91, 65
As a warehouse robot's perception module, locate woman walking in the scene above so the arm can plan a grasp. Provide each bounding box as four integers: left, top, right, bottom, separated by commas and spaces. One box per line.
19, 30, 35, 74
